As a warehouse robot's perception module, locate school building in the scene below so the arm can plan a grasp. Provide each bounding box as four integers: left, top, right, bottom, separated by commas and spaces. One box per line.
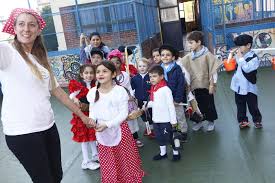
0, 0, 274, 87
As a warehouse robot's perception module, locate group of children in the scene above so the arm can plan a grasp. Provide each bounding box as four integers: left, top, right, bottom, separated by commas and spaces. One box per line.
67, 30, 263, 182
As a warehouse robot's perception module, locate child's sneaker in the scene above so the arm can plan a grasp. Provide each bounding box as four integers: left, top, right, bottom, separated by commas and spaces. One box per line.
153, 153, 167, 161
136, 140, 144, 148
206, 121, 215, 132
254, 122, 263, 129
239, 121, 250, 129
91, 155, 99, 162
81, 161, 100, 170
192, 122, 203, 131
172, 153, 181, 162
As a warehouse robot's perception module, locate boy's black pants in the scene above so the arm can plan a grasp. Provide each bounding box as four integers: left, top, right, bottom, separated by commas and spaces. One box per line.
194, 88, 218, 122
235, 92, 262, 123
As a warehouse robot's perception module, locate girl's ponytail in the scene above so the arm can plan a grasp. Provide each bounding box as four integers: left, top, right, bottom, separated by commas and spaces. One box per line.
94, 82, 101, 103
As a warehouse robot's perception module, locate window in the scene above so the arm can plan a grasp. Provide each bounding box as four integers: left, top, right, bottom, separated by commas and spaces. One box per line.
184, 1, 195, 22
179, 3, 185, 18
256, 0, 275, 11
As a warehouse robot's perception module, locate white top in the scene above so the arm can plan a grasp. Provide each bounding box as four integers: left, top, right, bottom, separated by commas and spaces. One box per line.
147, 86, 177, 124
0, 42, 58, 135
87, 85, 129, 146
116, 71, 134, 96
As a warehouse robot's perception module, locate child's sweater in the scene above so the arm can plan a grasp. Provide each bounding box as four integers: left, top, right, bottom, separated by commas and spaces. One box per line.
131, 73, 151, 101
147, 86, 177, 124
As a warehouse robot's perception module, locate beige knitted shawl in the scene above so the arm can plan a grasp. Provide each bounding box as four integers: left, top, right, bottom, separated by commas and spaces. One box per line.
179, 52, 222, 91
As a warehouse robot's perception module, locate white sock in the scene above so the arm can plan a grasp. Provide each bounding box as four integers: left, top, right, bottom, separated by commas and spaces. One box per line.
81, 142, 90, 163
160, 146, 166, 156
173, 150, 179, 155
89, 141, 98, 157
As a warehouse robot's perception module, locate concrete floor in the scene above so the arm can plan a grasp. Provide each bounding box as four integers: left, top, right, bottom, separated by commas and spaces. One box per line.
1, 67, 275, 183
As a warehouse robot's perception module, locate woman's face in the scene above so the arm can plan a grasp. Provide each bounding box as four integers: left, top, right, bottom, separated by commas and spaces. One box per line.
90, 35, 102, 48
14, 13, 41, 51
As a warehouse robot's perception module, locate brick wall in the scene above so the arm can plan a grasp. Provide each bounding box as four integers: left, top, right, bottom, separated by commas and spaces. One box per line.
59, 6, 138, 50
60, 7, 79, 49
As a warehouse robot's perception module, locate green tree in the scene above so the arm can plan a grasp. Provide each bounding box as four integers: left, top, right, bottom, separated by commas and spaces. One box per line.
41, 6, 58, 51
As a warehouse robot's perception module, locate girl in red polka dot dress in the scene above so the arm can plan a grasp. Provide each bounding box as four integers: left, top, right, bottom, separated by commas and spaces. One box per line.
69, 64, 100, 170
87, 61, 145, 183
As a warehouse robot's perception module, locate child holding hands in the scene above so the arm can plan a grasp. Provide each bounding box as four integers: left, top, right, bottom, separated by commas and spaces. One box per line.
68, 64, 100, 170
145, 65, 181, 161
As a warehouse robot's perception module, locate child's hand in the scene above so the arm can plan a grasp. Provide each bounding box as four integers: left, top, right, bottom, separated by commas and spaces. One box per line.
172, 123, 177, 128
72, 97, 80, 107
95, 123, 108, 132
209, 84, 216, 94
236, 49, 243, 58
82, 117, 96, 128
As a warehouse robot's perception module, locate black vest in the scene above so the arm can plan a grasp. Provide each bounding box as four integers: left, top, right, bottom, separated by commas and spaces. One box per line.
242, 54, 257, 84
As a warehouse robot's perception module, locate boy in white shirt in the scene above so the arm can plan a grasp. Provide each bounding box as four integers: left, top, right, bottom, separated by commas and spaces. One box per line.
144, 65, 181, 161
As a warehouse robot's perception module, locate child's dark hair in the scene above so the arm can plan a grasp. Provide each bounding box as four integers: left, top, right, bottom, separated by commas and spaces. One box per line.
234, 34, 253, 48
151, 48, 159, 55
78, 64, 95, 81
187, 31, 204, 45
149, 65, 164, 76
89, 32, 106, 48
94, 61, 117, 102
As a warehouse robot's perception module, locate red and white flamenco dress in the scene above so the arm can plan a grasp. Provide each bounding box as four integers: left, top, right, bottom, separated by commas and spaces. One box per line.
68, 80, 96, 143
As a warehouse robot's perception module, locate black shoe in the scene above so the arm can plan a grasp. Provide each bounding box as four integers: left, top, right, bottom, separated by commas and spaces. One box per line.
172, 153, 181, 162
178, 132, 188, 143
153, 153, 167, 161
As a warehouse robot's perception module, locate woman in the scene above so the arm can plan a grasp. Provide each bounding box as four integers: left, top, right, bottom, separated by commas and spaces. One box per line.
0, 8, 95, 183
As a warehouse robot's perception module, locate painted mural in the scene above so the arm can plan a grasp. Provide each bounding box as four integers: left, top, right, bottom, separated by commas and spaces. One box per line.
49, 45, 141, 86
214, 0, 253, 24
49, 54, 81, 87
216, 28, 275, 69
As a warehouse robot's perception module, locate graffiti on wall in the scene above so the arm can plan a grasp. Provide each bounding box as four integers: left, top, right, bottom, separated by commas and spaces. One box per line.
49, 54, 81, 87
215, 28, 275, 69
214, 0, 253, 24
49, 45, 141, 86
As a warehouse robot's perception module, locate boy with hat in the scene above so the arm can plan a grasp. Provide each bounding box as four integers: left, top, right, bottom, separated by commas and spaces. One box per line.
89, 47, 104, 66
230, 34, 262, 129
180, 31, 221, 132
159, 44, 188, 142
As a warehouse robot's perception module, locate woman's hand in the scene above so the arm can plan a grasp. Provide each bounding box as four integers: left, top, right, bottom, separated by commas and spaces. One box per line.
95, 123, 108, 132
81, 116, 96, 128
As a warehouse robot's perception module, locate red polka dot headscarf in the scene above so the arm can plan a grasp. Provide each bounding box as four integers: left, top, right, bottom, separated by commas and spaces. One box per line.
2, 8, 46, 35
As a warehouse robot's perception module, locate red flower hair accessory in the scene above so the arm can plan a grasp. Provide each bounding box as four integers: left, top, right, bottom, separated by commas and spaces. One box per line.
2, 8, 46, 35
108, 49, 123, 62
